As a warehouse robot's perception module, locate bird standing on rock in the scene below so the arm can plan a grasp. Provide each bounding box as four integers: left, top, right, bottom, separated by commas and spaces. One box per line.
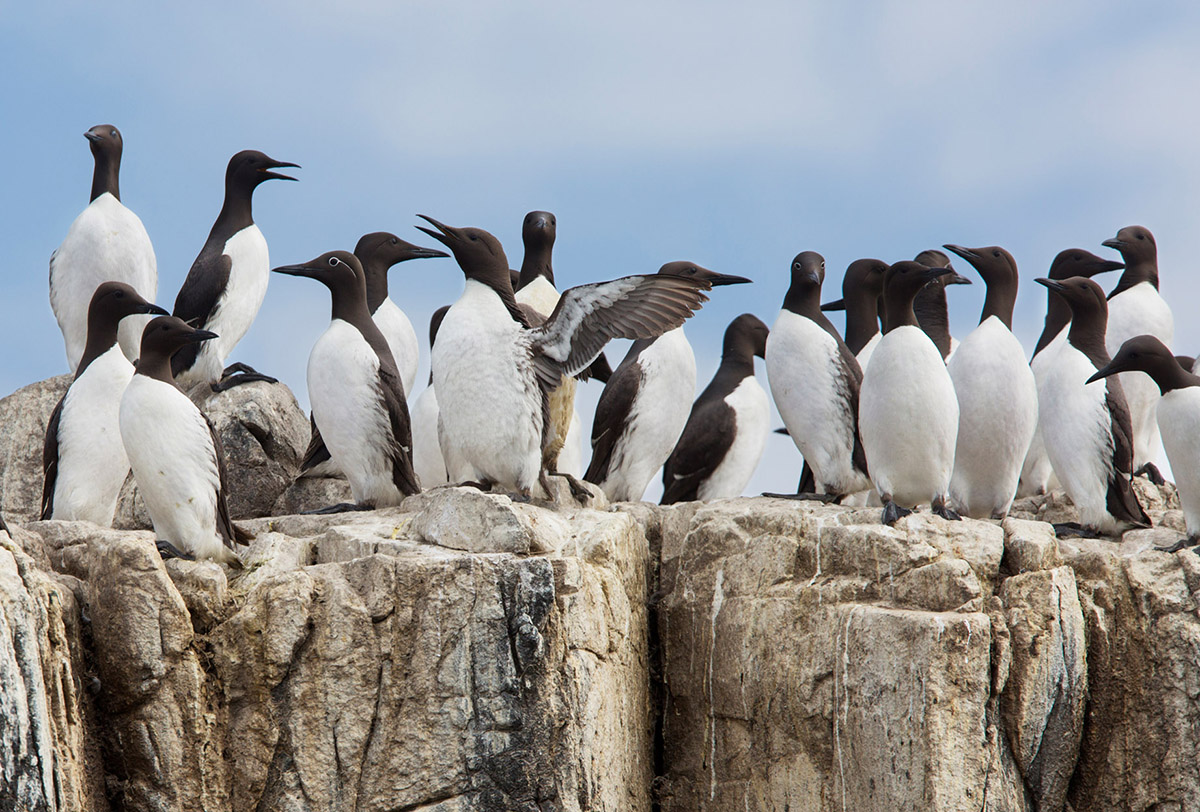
942, 244, 1038, 519
1019, 248, 1124, 497
120, 317, 249, 566
661, 314, 769, 503
42, 283, 168, 525
172, 150, 299, 392
1101, 225, 1174, 482
1089, 335, 1200, 552
766, 251, 870, 503
418, 215, 719, 501
1033, 276, 1148, 538
859, 261, 962, 525
584, 262, 751, 502
50, 124, 157, 371
273, 251, 420, 511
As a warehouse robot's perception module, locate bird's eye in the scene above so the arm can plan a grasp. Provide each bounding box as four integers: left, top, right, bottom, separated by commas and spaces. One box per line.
469, 235, 478, 242
390, 238, 398, 245
110, 130, 118, 137
1137, 234, 1145, 240
328, 257, 338, 267
115, 291, 125, 298
993, 250, 1001, 258
792, 263, 801, 272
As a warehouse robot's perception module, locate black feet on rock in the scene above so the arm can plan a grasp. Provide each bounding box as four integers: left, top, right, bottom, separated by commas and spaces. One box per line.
932, 498, 962, 522
551, 472, 593, 502
881, 501, 913, 526
212, 363, 278, 392
1156, 536, 1200, 554
303, 502, 371, 515
1135, 462, 1167, 486
156, 540, 195, 561
1051, 522, 1101, 539
763, 492, 837, 503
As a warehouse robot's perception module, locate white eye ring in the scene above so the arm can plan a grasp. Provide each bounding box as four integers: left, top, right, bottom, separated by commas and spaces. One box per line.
328, 257, 339, 267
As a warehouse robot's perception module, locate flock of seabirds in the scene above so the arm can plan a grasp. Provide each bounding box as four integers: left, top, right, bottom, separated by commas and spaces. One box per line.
19, 124, 1200, 569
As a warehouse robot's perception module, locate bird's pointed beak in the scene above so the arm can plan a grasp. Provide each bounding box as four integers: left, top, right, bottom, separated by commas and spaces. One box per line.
1095, 259, 1125, 274
943, 244, 980, 262
1101, 237, 1125, 251
83, 130, 102, 143
1086, 361, 1122, 385
944, 270, 973, 286
922, 266, 960, 283
1035, 277, 1066, 293
415, 215, 462, 249
140, 303, 170, 316
820, 298, 846, 312
185, 328, 219, 343
407, 245, 450, 260
260, 160, 300, 182
271, 263, 318, 279
705, 271, 752, 287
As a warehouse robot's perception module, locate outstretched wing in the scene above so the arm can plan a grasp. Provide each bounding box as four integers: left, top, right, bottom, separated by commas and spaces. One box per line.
530, 274, 709, 392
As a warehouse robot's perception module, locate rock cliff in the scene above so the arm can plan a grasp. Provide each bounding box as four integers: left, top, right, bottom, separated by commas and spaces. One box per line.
2, 379, 1199, 811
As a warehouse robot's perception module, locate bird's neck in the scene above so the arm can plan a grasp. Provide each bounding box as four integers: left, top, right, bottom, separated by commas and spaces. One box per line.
136, 352, 180, 387
844, 294, 880, 355
979, 280, 1016, 330
212, 184, 255, 239
1034, 292, 1072, 357
1067, 310, 1109, 368
90, 150, 120, 203
518, 247, 554, 291
76, 323, 121, 378
363, 261, 389, 314
912, 288, 951, 357
1111, 261, 1158, 295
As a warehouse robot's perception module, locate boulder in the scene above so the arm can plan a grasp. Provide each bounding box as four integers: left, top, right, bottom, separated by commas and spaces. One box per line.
0, 375, 70, 524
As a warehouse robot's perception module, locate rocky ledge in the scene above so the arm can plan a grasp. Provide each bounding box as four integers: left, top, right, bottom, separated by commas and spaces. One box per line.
3, 481, 1200, 812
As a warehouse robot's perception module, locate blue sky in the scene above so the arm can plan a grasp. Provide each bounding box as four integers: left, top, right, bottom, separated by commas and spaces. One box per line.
4, 2, 1199, 498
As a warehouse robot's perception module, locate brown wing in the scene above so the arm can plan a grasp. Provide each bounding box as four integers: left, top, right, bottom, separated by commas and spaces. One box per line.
206, 414, 252, 562
1103, 378, 1150, 527
40, 394, 66, 520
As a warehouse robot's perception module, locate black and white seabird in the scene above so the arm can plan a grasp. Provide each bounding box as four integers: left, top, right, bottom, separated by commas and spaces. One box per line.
298, 233, 448, 479
1033, 276, 1148, 537
859, 261, 962, 525
411, 306, 451, 487
416, 216, 719, 500
50, 124, 157, 371
119, 317, 249, 565
584, 262, 751, 502
171, 150, 298, 392
511, 210, 605, 481
766, 251, 870, 502
912, 249, 972, 362
941, 244, 1038, 519
1102, 225, 1175, 480
819, 257, 889, 369
272, 251, 420, 510
42, 283, 168, 525
661, 314, 769, 503
1018, 248, 1124, 497
1089, 335, 1200, 552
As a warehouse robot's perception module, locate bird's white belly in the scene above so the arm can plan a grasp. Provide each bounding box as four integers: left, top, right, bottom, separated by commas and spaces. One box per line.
1107, 281, 1174, 468
767, 311, 864, 495
52, 347, 135, 525
557, 410, 585, 478
374, 298, 419, 396
119, 375, 225, 558
860, 326, 958, 507
948, 317, 1039, 518
698, 377, 769, 500
1019, 333, 1067, 496
1037, 346, 1114, 529
50, 194, 158, 370
1158, 389, 1200, 538
855, 333, 881, 372
434, 284, 543, 491
604, 330, 695, 502
308, 320, 400, 506
411, 383, 447, 487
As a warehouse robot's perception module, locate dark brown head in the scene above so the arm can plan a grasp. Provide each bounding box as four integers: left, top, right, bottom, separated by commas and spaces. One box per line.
416, 215, 513, 287
944, 244, 1019, 327
1035, 276, 1108, 356
226, 150, 299, 195
137, 316, 218, 384
354, 232, 448, 312
723, 313, 769, 360
1087, 334, 1199, 394
657, 261, 751, 287
85, 124, 123, 202
1102, 225, 1156, 266
78, 282, 168, 374
272, 251, 370, 323
1047, 248, 1124, 280
522, 210, 557, 251
882, 261, 958, 333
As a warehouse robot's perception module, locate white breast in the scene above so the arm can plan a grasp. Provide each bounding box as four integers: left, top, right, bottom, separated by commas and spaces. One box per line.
557, 410, 585, 478
859, 325, 959, 507
697, 376, 769, 500
947, 317, 1039, 518
433, 281, 544, 492
50, 193, 157, 371
601, 328, 696, 502
1107, 281, 1174, 468
373, 298, 419, 397
1019, 332, 1067, 496
119, 375, 227, 560
51, 347, 135, 525
855, 332, 881, 372
766, 310, 867, 496
308, 319, 404, 507
1036, 344, 1116, 530
515, 276, 560, 317
1157, 388, 1200, 538
183, 225, 270, 387
410, 383, 447, 487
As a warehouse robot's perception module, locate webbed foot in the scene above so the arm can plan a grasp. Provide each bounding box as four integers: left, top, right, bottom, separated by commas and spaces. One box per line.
881, 500, 913, 526
156, 540, 195, 561
1135, 462, 1167, 486
303, 502, 372, 515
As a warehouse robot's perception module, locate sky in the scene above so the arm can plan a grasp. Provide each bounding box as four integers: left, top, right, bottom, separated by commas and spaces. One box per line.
3, 1, 1199, 500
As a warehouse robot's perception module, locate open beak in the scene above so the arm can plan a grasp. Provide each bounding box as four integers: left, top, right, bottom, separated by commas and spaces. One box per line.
820, 298, 846, 312
260, 160, 300, 182
414, 214, 463, 249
